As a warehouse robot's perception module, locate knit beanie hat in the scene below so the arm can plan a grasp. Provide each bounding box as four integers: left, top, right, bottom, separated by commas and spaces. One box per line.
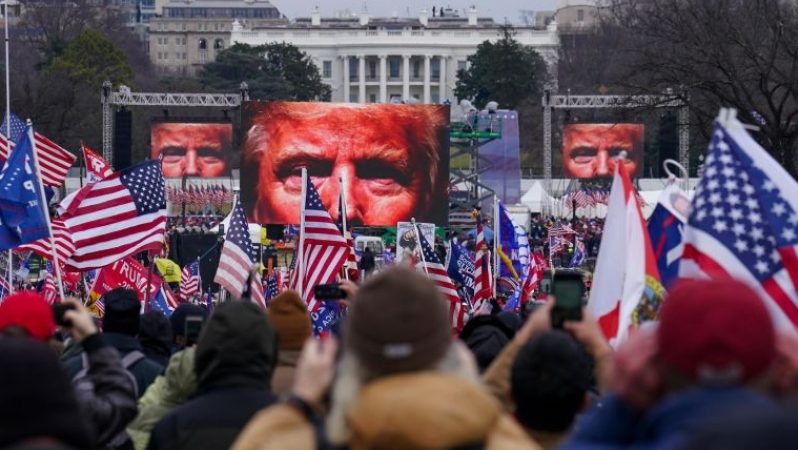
346, 267, 451, 376
102, 288, 141, 336
658, 278, 775, 384
0, 338, 93, 448
268, 290, 311, 350
0, 291, 56, 341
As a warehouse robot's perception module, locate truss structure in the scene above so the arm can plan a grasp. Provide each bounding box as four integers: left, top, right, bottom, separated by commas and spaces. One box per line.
542, 92, 690, 191
100, 81, 249, 164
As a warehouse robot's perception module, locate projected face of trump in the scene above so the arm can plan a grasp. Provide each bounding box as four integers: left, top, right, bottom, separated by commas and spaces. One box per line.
562, 124, 644, 178
151, 123, 232, 177
242, 103, 449, 226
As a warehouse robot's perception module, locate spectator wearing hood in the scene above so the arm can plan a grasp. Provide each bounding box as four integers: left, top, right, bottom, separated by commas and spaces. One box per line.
561, 278, 782, 450
64, 288, 165, 398
169, 303, 209, 352
232, 267, 540, 450
139, 311, 173, 367
460, 311, 522, 372
147, 301, 278, 450
267, 290, 312, 396
0, 293, 138, 450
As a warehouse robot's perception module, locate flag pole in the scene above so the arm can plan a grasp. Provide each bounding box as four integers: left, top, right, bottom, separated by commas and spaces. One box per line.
4, 2, 12, 294
297, 168, 307, 298
339, 175, 349, 281
25, 123, 65, 302
411, 217, 429, 276
492, 196, 499, 298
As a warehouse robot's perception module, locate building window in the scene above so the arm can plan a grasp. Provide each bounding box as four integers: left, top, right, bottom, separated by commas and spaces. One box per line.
368, 60, 376, 79
577, 9, 584, 22
432, 93, 440, 103
369, 93, 377, 103
349, 92, 358, 103
413, 60, 420, 78
214, 39, 224, 50
389, 58, 400, 78
322, 60, 332, 78
199, 38, 207, 50
349, 58, 358, 81
431, 59, 440, 80
457, 60, 467, 72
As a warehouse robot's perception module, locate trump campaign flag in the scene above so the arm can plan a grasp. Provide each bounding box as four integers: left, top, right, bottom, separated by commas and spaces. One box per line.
590, 162, 664, 345
446, 240, 475, 301
0, 125, 51, 249
681, 109, 798, 328
648, 182, 690, 288
82, 145, 113, 183
0, 114, 75, 188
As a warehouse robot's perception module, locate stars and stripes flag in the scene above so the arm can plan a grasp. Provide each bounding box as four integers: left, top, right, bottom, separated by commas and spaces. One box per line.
18, 218, 75, 263
414, 225, 466, 332
180, 261, 200, 302
297, 172, 349, 312
681, 110, 798, 328
265, 272, 279, 301
45, 160, 167, 270
0, 273, 10, 301
521, 252, 545, 303
472, 218, 493, 313
213, 199, 267, 309
0, 114, 75, 187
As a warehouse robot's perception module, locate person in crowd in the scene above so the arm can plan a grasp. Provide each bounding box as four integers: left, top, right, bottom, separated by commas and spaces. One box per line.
169, 303, 208, 352
561, 123, 643, 178
151, 122, 233, 177
267, 290, 312, 396
0, 292, 138, 450
64, 288, 164, 398
139, 311, 173, 367
358, 246, 376, 278
241, 102, 450, 226
232, 267, 540, 450
128, 348, 197, 450
459, 311, 521, 372
147, 301, 278, 450
0, 338, 94, 450
561, 278, 782, 450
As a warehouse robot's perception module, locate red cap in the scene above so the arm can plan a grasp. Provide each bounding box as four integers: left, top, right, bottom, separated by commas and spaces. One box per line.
0, 292, 56, 342
658, 278, 775, 384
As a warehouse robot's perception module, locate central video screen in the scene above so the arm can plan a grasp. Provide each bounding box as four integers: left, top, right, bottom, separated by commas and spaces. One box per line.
240, 102, 450, 227
561, 123, 644, 178
150, 119, 234, 178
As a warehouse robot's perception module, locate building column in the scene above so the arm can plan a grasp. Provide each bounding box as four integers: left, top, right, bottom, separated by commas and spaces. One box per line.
423, 54, 431, 104
358, 54, 366, 103
402, 54, 410, 101
438, 55, 447, 103
342, 55, 350, 102
378, 54, 387, 103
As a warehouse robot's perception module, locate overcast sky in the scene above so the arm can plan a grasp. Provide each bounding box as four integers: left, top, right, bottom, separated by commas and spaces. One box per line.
270, 0, 559, 24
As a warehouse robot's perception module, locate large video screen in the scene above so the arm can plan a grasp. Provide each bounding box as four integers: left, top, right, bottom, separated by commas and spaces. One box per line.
150, 120, 233, 178
562, 123, 644, 178
240, 102, 450, 226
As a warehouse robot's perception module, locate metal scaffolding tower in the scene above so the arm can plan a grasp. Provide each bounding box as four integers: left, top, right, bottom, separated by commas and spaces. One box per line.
100, 81, 250, 165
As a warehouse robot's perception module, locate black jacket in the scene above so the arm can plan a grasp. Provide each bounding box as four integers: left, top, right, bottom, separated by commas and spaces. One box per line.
65, 332, 165, 398
147, 302, 279, 450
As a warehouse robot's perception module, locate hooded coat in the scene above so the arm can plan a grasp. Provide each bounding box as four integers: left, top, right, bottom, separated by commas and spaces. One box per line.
146, 302, 278, 450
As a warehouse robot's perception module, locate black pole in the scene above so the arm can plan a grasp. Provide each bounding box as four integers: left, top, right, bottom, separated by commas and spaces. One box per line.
572, 198, 577, 248
181, 174, 187, 227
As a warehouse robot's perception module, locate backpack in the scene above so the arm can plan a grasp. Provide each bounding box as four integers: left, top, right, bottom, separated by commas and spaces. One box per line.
73, 350, 145, 449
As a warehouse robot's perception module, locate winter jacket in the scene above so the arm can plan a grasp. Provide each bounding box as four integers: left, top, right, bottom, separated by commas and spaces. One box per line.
127, 348, 197, 450
72, 333, 139, 449
146, 302, 278, 450
271, 349, 300, 396
232, 372, 542, 450
560, 388, 778, 450
65, 333, 165, 398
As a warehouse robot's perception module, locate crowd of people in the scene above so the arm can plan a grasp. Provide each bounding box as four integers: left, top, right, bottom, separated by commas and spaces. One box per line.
1, 266, 797, 450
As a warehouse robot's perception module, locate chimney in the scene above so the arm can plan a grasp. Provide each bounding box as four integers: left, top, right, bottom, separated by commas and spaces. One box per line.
419, 8, 428, 26
311, 6, 321, 26
467, 6, 477, 26
359, 12, 369, 26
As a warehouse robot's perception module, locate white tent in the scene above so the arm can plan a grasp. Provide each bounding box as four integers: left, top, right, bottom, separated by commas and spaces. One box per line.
520, 181, 554, 213
210, 209, 262, 243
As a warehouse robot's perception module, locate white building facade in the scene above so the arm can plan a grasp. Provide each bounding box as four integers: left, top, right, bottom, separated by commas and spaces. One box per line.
230, 7, 560, 104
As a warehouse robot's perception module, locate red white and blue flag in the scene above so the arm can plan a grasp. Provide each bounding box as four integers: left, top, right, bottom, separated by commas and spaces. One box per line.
681, 110, 798, 328
415, 227, 466, 332
472, 218, 492, 312
180, 261, 200, 302
0, 114, 75, 188
214, 199, 266, 309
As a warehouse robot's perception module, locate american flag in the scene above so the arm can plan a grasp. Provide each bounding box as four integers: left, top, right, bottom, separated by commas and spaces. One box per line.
18, 218, 75, 263
265, 272, 279, 301
213, 200, 266, 309
415, 226, 466, 332
0, 273, 10, 301
53, 159, 166, 270
681, 113, 798, 328
180, 261, 200, 302
0, 114, 75, 187
521, 252, 545, 302
472, 219, 492, 312
40, 261, 57, 304
297, 175, 349, 312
